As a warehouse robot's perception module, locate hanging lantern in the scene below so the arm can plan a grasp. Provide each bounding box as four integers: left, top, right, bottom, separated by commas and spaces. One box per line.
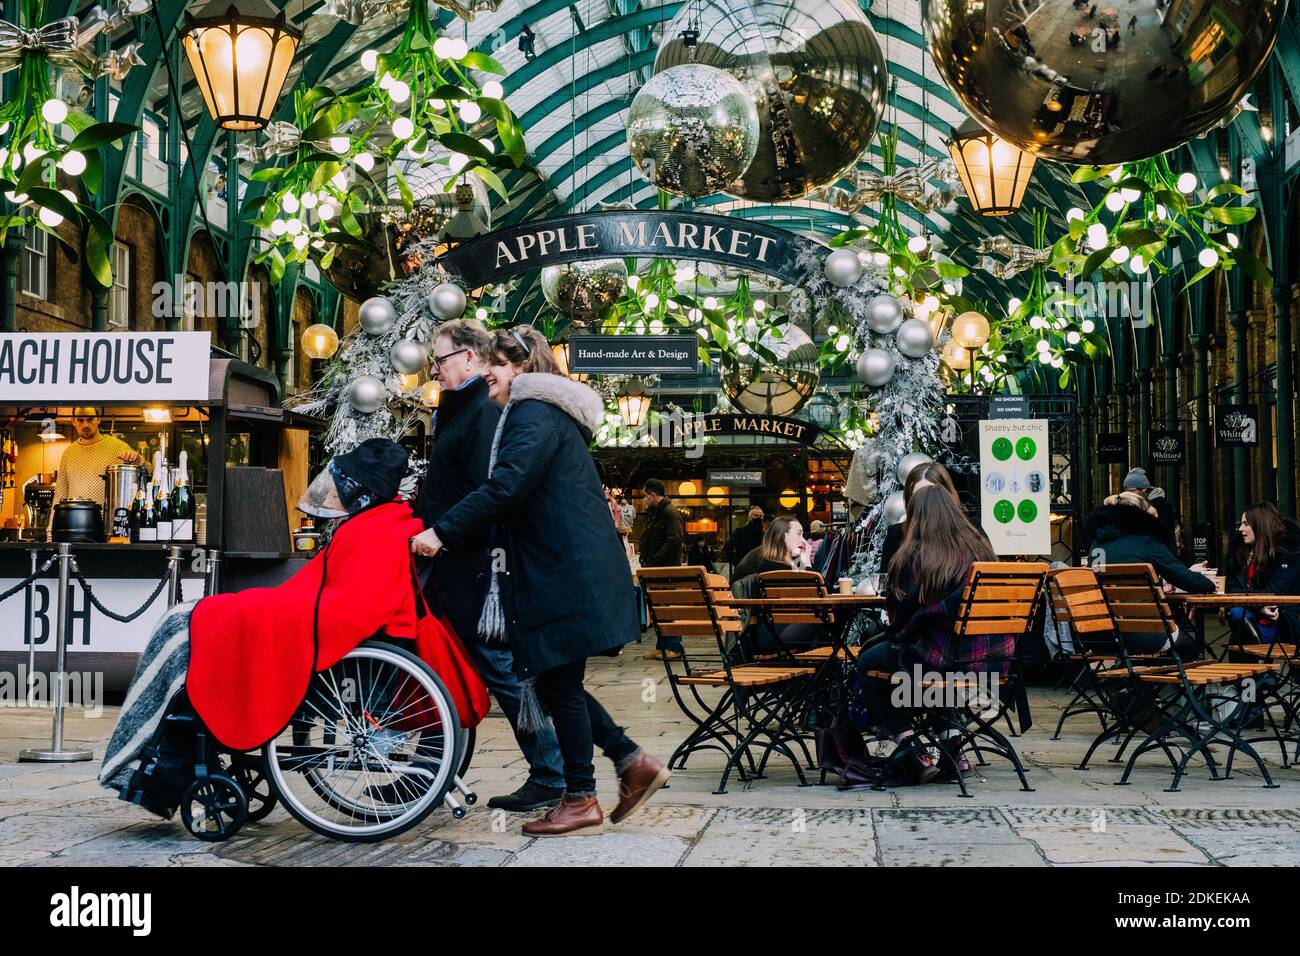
419, 381, 442, 407
941, 338, 970, 371
947, 118, 1036, 217
550, 342, 589, 383
301, 323, 339, 360
779, 488, 801, 510
616, 382, 650, 429
182, 6, 301, 131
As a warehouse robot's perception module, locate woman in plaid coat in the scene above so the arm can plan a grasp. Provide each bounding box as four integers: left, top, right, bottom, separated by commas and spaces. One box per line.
855, 484, 1003, 780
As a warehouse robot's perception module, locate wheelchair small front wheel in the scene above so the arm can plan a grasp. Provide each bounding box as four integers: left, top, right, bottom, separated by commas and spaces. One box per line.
180, 774, 247, 842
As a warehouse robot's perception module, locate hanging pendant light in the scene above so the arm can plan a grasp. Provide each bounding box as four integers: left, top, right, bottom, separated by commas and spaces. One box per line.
947, 118, 1036, 217
616, 382, 650, 429
182, 6, 301, 131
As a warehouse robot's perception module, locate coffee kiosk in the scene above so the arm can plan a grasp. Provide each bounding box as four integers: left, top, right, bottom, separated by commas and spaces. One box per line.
0, 331, 320, 689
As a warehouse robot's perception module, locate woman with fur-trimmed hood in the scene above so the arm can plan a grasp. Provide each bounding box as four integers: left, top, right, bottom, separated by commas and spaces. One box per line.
410, 326, 669, 837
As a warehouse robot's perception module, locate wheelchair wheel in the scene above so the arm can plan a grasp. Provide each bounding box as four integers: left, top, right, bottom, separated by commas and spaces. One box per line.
223, 757, 278, 823
263, 642, 459, 842
180, 774, 247, 842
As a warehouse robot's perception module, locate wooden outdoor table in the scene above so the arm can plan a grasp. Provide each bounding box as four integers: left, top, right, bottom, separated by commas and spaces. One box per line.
1166, 593, 1300, 608
717, 595, 886, 609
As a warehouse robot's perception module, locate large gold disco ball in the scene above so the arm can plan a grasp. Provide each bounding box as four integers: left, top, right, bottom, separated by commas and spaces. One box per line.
722, 324, 821, 416
655, 0, 888, 202
922, 0, 1286, 165
322, 162, 491, 302
627, 63, 760, 199
540, 259, 629, 323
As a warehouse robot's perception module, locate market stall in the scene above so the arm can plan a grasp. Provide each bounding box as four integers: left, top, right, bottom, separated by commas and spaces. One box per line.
0, 332, 321, 690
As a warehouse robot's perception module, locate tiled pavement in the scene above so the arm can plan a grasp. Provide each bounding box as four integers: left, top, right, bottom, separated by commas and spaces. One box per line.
3, 646, 1300, 866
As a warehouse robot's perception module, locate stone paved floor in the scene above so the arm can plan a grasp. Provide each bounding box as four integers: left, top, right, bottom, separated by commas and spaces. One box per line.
3, 646, 1299, 866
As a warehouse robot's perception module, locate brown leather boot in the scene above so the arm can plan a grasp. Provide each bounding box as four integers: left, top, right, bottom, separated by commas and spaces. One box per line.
521, 796, 604, 837
610, 750, 671, 824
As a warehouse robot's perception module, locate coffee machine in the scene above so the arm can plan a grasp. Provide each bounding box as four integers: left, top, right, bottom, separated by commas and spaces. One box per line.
22, 474, 55, 541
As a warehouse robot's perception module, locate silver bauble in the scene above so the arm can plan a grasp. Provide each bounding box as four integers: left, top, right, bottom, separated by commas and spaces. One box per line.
882, 490, 906, 525
655, 0, 888, 201
896, 318, 936, 359
540, 259, 628, 322
896, 452, 932, 485
722, 325, 820, 416
358, 296, 397, 336
855, 348, 895, 388
922, 0, 1285, 164
389, 339, 427, 375
864, 294, 905, 334
347, 375, 387, 415
428, 282, 467, 321
627, 63, 760, 199
823, 247, 863, 288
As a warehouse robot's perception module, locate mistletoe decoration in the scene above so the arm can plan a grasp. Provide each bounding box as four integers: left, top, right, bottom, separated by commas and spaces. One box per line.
242, 0, 531, 278
0, 0, 147, 285
1060, 153, 1269, 289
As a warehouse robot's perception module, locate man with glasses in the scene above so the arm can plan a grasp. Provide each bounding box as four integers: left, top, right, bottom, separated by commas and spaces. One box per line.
414, 320, 566, 812
54, 407, 142, 505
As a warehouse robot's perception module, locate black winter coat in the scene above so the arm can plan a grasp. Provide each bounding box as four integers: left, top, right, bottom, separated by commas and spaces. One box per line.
726, 518, 764, 568
433, 373, 639, 678
640, 498, 685, 567
415, 375, 500, 642
1084, 503, 1214, 594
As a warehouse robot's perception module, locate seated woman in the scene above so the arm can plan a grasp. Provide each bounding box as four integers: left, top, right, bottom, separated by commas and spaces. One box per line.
100, 439, 436, 802
734, 516, 821, 657
879, 461, 969, 574
1224, 502, 1300, 644
855, 485, 1004, 782
1084, 491, 1213, 655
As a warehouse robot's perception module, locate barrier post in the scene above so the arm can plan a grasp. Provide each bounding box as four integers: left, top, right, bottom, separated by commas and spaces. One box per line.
167, 546, 183, 606
19, 543, 93, 763
205, 549, 221, 596
24, 548, 37, 708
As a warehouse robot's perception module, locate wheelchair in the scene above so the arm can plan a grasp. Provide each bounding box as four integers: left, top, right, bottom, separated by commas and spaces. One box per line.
123, 638, 477, 843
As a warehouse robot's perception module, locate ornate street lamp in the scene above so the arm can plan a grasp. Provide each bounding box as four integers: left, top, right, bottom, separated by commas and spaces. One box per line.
182, 6, 301, 131
947, 118, 1036, 217
616, 382, 650, 429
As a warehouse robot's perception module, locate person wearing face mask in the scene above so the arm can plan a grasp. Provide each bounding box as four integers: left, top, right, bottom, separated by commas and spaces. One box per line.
410, 326, 669, 837
414, 319, 566, 814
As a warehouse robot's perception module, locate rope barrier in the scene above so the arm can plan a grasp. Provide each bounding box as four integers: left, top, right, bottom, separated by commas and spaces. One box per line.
0, 553, 59, 605
69, 561, 172, 623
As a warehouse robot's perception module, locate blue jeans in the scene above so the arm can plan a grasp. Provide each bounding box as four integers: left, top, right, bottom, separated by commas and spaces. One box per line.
466, 641, 565, 789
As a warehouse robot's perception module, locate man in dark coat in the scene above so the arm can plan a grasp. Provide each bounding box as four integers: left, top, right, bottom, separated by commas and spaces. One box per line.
725, 506, 766, 579
1085, 493, 1215, 596
638, 478, 686, 658
416, 320, 565, 812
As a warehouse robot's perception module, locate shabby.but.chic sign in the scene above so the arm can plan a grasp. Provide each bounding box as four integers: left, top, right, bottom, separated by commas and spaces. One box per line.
435, 211, 825, 288
0, 332, 212, 403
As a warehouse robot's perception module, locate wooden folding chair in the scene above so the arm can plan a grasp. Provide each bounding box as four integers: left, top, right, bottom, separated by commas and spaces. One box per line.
754, 569, 861, 664
1094, 564, 1289, 791
1047, 567, 1129, 740
639, 566, 814, 793
864, 562, 1047, 796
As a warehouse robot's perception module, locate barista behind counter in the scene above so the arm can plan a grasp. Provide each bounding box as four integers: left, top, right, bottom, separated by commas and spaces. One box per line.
54, 407, 143, 505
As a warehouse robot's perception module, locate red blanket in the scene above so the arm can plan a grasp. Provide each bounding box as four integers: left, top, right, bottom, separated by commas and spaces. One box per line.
188, 501, 425, 751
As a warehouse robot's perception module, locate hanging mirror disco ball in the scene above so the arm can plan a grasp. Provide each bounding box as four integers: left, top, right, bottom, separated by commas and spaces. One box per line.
655, 0, 888, 202
627, 63, 761, 198
322, 158, 492, 301
540, 259, 629, 323
922, 0, 1286, 164
721, 324, 821, 416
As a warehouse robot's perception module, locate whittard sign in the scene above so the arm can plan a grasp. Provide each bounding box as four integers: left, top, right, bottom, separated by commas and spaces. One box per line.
436, 211, 824, 287
0, 332, 211, 402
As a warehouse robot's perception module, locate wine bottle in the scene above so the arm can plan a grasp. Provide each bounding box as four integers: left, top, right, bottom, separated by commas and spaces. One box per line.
138, 481, 157, 542
152, 451, 172, 541
171, 451, 194, 542
128, 486, 144, 543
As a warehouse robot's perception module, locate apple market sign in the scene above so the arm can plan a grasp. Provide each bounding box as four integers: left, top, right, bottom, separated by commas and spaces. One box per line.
436, 211, 826, 287
0, 332, 212, 402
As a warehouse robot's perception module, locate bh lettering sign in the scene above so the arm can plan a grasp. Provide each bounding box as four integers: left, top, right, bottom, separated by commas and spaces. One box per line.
1215, 404, 1259, 447
436, 211, 824, 288
0, 332, 211, 403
